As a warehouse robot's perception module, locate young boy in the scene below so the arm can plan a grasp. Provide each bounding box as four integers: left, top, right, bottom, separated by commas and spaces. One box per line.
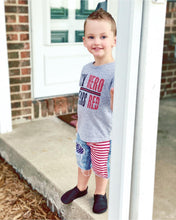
61, 8, 116, 214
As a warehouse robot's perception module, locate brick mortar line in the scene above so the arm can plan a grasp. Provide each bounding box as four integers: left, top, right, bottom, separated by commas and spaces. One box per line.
6, 32, 30, 34
5, 14, 29, 17
10, 70, 31, 72
162, 72, 176, 75
162, 77, 176, 82
6, 20, 29, 23
12, 115, 32, 120
10, 90, 31, 92
163, 73, 176, 75
6, 50, 30, 53
12, 114, 32, 118
6, 23, 29, 26
8, 49, 31, 51
10, 90, 31, 93
161, 83, 176, 86
7, 34, 30, 36
9, 73, 31, 75
161, 86, 176, 90
11, 105, 32, 108
7, 40, 30, 44
11, 94, 32, 97
9, 73, 31, 76
165, 89, 176, 92
11, 101, 32, 104
10, 91, 31, 94
5, 17, 29, 19
165, 32, 176, 33
8, 58, 31, 61
12, 107, 32, 111
162, 71, 176, 73
163, 50, 176, 53
6, 34, 29, 35
5, 5, 28, 7
12, 109, 32, 112
8, 55, 30, 57
162, 78, 176, 81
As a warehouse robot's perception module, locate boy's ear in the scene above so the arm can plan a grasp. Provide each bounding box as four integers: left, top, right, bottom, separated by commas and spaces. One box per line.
111, 36, 116, 48
82, 36, 86, 47
113, 36, 117, 47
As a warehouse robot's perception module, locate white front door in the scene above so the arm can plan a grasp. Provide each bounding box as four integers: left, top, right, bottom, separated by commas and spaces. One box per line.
31, 0, 112, 98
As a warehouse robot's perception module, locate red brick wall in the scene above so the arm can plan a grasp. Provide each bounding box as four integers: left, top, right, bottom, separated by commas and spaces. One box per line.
32, 95, 78, 119
4, 0, 176, 123
161, 1, 176, 98
5, 0, 32, 122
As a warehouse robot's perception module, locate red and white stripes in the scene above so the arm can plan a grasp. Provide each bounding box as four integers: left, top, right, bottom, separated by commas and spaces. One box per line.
87, 141, 111, 179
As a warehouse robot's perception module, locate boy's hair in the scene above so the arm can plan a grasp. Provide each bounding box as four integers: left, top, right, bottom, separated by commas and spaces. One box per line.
84, 8, 117, 36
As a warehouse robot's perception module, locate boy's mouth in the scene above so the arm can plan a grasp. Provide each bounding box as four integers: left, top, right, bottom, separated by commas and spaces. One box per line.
93, 47, 103, 51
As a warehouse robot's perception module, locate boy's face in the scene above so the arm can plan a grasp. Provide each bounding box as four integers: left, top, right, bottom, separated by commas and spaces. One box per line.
83, 19, 116, 65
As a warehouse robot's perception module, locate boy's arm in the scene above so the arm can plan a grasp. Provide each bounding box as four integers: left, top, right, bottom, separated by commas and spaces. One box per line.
110, 88, 114, 111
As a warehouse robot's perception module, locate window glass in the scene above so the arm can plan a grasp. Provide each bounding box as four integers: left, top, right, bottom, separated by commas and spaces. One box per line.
50, 0, 107, 43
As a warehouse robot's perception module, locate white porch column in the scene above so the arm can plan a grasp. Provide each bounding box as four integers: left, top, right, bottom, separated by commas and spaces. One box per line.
130, 1, 167, 220
0, 0, 12, 133
108, 0, 143, 219
109, 0, 167, 219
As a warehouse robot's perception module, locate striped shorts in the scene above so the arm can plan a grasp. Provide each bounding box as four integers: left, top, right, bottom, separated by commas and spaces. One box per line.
76, 133, 111, 179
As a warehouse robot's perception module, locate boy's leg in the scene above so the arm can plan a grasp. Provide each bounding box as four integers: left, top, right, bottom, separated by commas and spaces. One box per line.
61, 167, 90, 204
77, 167, 92, 191
61, 134, 92, 204
93, 175, 108, 213
95, 175, 108, 195
76, 134, 92, 190
87, 141, 111, 214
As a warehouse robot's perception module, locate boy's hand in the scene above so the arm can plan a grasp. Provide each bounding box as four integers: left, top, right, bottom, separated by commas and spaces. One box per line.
110, 88, 114, 111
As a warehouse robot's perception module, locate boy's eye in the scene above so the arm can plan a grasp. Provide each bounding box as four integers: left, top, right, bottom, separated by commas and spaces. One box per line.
101, 36, 107, 39
88, 36, 94, 39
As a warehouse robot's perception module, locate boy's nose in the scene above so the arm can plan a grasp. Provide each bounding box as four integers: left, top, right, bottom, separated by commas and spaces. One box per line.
94, 37, 100, 45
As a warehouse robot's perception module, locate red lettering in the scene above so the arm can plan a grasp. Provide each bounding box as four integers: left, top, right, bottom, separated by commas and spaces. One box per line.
93, 96, 100, 110
87, 95, 100, 110
97, 79, 104, 92
87, 75, 95, 90
92, 77, 99, 91
87, 75, 104, 93
87, 94, 93, 109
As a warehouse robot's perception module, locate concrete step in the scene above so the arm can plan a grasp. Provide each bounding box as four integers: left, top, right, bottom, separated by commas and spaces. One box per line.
0, 117, 108, 220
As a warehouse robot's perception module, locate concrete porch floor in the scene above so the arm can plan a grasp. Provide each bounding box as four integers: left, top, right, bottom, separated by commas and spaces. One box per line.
0, 97, 175, 220
153, 97, 176, 220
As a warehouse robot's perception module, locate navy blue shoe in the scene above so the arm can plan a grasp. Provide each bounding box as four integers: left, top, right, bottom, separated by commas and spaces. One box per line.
93, 194, 107, 214
61, 186, 88, 204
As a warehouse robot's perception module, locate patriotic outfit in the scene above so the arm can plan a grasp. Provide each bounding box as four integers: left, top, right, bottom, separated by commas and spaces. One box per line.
76, 62, 115, 179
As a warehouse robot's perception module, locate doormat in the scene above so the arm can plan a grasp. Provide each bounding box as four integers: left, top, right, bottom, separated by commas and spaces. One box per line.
58, 113, 77, 128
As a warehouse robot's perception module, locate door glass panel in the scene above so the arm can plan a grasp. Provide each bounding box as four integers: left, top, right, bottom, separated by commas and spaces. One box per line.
50, 0, 107, 43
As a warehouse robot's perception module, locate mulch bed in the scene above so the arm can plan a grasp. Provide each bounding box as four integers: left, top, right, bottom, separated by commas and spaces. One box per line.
0, 156, 60, 220
0, 113, 77, 219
